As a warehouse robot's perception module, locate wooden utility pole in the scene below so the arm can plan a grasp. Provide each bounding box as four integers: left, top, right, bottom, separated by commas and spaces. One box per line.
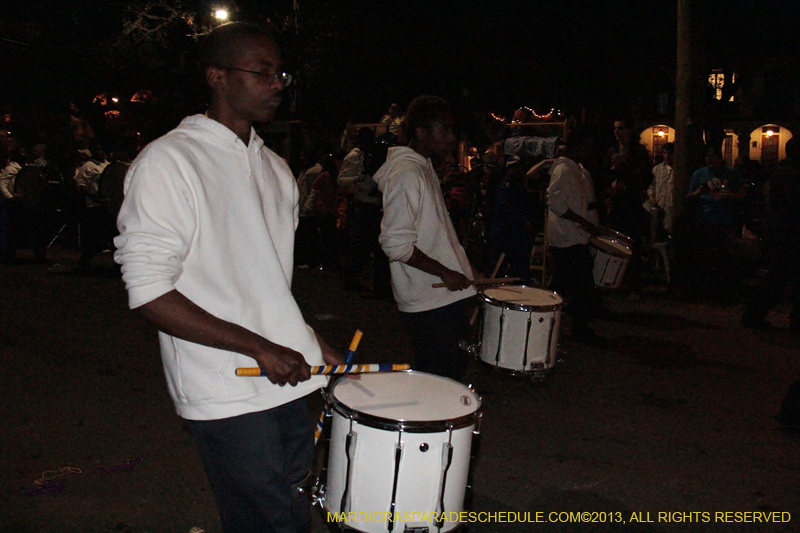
674, 0, 703, 221
672, 0, 708, 284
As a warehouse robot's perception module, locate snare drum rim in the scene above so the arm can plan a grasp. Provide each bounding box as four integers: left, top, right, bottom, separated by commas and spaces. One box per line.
479, 285, 563, 313
328, 370, 482, 433
598, 227, 635, 246
590, 236, 633, 258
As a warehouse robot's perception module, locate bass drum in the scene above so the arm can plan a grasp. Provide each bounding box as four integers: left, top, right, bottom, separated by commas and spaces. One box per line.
98, 161, 130, 218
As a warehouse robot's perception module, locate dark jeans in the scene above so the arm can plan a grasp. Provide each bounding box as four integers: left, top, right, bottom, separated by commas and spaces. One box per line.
346, 202, 391, 295
742, 239, 800, 327
6, 201, 48, 261
399, 299, 471, 381
188, 398, 315, 533
80, 205, 118, 268
688, 223, 734, 296
550, 244, 604, 329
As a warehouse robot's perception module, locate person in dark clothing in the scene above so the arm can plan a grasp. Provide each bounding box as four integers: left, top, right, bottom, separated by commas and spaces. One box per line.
741, 138, 800, 330
486, 155, 536, 283
599, 119, 651, 289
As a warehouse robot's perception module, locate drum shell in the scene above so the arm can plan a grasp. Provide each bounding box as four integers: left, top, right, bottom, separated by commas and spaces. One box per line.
326, 413, 474, 533
590, 236, 632, 289
479, 288, 561, 372
324, 372, 480, 533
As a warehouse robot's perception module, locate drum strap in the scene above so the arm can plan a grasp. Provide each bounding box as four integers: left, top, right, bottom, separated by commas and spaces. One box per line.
387, 432, 404, 531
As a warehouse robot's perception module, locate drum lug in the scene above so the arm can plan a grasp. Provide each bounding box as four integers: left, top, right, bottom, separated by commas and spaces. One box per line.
307, 475, 326, 508
458, 340, 479, 358
403, 526, 430, 533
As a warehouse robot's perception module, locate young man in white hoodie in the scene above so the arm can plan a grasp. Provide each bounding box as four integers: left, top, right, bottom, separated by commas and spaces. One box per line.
375, 95, 480, 380
114, 23, 343, 533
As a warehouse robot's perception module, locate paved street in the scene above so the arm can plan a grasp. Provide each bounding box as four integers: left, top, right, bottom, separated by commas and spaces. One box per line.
2, 249, 799, 533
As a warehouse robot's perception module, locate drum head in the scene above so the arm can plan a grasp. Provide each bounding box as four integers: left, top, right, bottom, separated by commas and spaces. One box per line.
14, 166, 46, 209
591, 236, 632, 257
331, 371, 480, 430
482, 285, 563, 310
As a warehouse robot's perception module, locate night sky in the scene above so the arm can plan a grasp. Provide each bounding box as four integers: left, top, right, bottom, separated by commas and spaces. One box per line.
1, 0, 797, 136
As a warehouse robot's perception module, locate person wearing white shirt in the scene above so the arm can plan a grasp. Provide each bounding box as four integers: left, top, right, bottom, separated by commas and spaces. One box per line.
547, 131, 607, 347
375, 95, 480, 380
0, 148, 23, 261
113, 23, 344, 533
646, 142, 674, 235
73, 145, 111, 269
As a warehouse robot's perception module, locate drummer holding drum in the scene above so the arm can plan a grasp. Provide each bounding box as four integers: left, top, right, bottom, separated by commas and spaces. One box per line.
546, 129, 609, 347
114, 24, 346, 533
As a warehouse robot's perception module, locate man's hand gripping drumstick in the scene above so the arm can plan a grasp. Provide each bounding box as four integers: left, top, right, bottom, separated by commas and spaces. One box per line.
404, 246, 482, 291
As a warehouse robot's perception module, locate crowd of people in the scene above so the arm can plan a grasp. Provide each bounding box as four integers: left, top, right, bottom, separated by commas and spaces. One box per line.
2, 20, 798, 533
0, 137, 134, 270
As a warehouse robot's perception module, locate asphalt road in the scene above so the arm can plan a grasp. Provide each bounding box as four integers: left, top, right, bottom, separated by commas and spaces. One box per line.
2, 249, 799, 533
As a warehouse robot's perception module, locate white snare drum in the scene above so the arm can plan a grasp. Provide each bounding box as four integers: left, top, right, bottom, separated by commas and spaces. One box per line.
479, 286, 562, 373
590, 235, 633, 289
325, 371, 481, 533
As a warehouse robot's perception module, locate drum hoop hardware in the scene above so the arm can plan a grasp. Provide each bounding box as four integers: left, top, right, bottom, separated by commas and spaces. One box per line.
329, 371, 482, 432
479, 292, 563, 313
522, 313, 532, 371
387, 432, 404, 532
494, 309, 504, 365
435, 425, 454, 528
545, 316, 555, 368
613, 257, 624, 286
600, 255, 611, 286
471, 413, 483, 459
329, 401, 480, 433
340, 417, 356, 515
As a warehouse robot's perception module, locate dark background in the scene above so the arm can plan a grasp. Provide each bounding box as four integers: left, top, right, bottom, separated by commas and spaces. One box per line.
1, 0, 797, 146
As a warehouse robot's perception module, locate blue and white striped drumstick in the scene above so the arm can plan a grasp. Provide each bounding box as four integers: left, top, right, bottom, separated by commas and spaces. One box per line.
235, 363, 409, 377
313, 330, 362, 444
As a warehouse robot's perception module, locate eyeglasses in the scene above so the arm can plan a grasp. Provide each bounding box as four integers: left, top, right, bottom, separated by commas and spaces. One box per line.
225, 67, 292, 87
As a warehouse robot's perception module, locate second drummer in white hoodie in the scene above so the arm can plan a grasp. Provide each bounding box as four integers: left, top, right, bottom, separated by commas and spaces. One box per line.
374, 95, 480, 380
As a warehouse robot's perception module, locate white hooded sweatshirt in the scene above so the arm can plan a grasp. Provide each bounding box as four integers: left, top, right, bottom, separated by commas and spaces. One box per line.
114, 115, 325, 420
374, 146, 476, 313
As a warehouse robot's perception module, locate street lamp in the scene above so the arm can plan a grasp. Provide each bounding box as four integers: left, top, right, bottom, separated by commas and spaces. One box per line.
214, 9, 229, 21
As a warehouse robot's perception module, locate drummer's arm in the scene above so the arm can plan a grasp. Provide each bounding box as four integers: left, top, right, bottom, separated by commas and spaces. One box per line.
404, 246, 472, 291
138, 290, 312, 386
560, 208, 597, 234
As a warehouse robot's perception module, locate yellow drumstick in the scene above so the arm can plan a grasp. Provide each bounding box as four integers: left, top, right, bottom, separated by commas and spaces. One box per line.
235, 363, 410, 377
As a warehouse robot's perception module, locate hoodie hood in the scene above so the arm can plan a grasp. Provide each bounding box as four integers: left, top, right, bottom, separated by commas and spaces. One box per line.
177, 114, 264, 152
374, 146, 429, 193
